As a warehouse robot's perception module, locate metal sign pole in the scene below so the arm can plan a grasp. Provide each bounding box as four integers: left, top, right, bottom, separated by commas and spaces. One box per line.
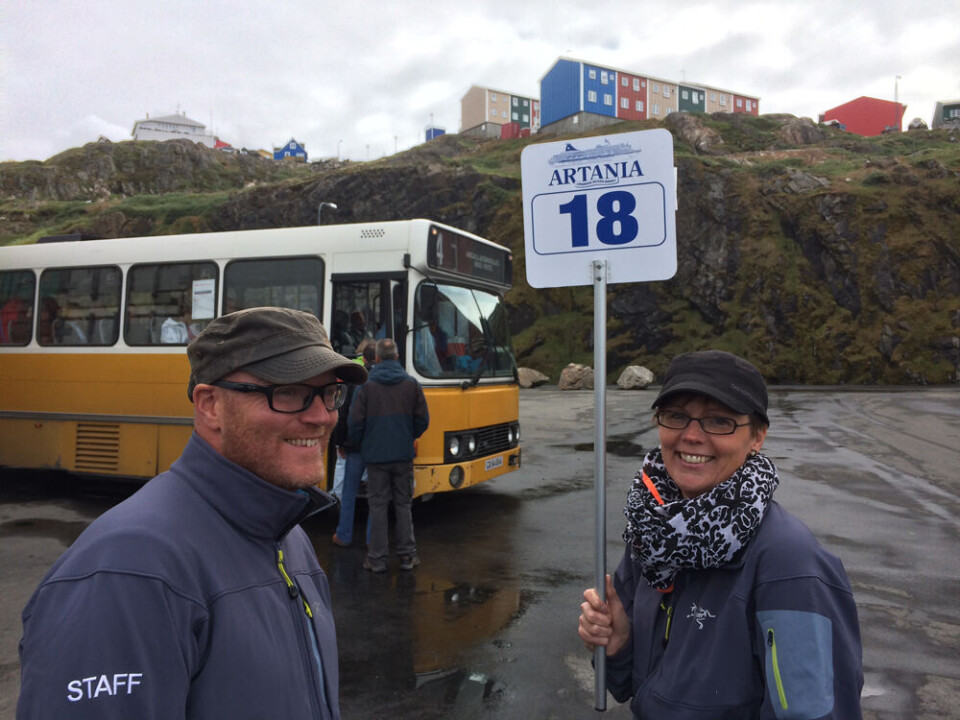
593, 259, 608, 711
520, 128, 675, 712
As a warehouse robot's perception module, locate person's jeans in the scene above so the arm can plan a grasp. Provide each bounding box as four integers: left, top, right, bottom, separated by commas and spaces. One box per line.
365, 461, 416, 564
335, 451, 365, 544
331, 454, 345, 498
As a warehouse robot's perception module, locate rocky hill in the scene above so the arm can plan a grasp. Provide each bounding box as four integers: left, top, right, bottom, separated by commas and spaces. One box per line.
2, 114, 958, 385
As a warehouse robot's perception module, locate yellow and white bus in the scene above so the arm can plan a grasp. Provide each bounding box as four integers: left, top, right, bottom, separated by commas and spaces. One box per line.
0, 219, 521, 497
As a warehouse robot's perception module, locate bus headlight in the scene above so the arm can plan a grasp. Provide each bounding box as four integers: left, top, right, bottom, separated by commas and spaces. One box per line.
448, 437, 460, 457
466, 435, 476, 454
449, 466, 464, 488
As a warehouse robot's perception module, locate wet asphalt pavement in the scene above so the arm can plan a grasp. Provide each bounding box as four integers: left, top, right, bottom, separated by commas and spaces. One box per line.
1, 386, 958, 719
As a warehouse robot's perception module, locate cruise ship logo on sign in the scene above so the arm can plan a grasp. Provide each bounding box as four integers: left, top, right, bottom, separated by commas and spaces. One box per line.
547, 139, 643, 188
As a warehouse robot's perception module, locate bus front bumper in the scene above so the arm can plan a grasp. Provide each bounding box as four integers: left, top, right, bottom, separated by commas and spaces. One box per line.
413, 448, 521, 497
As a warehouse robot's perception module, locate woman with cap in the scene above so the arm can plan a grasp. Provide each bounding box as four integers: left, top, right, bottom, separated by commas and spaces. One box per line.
578, 350, 863, 719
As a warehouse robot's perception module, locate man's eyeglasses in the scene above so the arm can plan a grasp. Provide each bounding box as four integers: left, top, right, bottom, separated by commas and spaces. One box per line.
655, 410, 751, 436
212, 381, 347, 413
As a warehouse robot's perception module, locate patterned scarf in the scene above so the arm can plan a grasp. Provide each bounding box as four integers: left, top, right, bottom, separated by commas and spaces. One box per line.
622, 448, 779, 591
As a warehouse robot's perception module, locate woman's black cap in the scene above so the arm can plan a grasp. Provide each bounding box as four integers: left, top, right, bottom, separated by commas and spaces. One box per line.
652, 350, 769, 425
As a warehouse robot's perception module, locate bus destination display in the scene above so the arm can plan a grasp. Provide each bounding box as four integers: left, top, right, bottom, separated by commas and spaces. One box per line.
428, 226, 511, 287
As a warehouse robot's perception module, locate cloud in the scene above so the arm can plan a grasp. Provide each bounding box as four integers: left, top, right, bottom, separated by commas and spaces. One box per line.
2, 0, 957, 162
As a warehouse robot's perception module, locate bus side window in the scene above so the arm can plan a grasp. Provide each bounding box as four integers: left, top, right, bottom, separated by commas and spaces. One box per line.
223, 255, 323, 321
38, 266, 120, 347
0, 270, 36, 346
126, 261, 218, 346
331, 280, 385, 358
391, 281, 407, 360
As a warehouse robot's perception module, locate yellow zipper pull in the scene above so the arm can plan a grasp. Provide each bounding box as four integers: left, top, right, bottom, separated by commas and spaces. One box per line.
277, 547, 314, 617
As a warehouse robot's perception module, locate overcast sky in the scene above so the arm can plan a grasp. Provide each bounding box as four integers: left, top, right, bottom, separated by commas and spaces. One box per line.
3, 0, 958, 163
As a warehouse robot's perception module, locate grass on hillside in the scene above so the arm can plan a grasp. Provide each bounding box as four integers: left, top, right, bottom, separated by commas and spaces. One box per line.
0, 191, 233, 244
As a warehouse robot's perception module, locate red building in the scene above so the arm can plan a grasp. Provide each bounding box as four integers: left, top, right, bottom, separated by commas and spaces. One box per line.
616, 72, 648, 120
500, 122, 520, 139
821, 96, 905, 136
733, 94, 760, 116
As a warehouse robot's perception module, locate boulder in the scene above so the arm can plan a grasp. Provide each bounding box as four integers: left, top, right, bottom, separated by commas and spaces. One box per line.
558, 363, 594, 390
663, 112, 724, 154
785, 167, 830, 194
616, 365, 654, 389
518, 367, 550, 388
776, 116, 827, 145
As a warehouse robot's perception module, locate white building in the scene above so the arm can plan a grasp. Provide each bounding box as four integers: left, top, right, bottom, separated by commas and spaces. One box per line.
131, 112, 215, 148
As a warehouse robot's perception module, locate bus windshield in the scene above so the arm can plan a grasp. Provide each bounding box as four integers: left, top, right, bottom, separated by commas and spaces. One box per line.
413, 282, 516, 380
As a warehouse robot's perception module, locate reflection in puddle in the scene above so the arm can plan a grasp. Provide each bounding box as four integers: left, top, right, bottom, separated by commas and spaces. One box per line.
412, 577, 519, 675
305, 490, 521, 717
413, 669, 503, 714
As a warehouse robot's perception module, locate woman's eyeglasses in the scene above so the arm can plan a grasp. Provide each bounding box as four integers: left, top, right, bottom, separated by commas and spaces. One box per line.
655, 410, 751, 436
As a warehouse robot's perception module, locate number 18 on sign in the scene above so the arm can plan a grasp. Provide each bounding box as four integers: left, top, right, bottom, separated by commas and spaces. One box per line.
521, 128, 677, 288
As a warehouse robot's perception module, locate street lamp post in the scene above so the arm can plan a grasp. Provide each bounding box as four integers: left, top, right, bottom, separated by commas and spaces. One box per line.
894, 75, 902, 132
337, 139, 342, 161
318, 202, 337, 226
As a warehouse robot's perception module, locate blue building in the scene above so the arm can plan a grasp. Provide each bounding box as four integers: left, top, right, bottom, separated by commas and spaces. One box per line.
273, 138, 307, 161
540, 56, 758, 134
541, 59, 619, 125
540, 58, 585, 127
425, 126, 446, 141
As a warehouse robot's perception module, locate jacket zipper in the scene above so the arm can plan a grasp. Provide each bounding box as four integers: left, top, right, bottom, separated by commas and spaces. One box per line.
277, 544, 325, 718
277, 546, 314, 617
767, 628, 788, 710
659, 597, 674, 647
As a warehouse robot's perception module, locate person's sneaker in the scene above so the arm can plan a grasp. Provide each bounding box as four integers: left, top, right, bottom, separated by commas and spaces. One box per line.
331, 533, 350, 548
399, 554, 420, 571
362, 557, 387, 574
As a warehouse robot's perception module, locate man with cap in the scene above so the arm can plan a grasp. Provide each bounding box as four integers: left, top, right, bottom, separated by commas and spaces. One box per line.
17, 307, 366, 720
578, 349, 863, 719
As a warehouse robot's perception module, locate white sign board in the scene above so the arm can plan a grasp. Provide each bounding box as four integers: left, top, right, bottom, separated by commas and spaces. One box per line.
191, 278, 216, 319
521, 128, 677, 288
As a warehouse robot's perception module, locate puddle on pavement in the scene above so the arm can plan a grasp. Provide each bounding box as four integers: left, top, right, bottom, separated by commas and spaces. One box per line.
569, 432, 645, 457
331, 567, 522, 716
0, 517, 88, 546
412, 669, 504, 714
516, 475, 593, 499
306, 491, 526, 717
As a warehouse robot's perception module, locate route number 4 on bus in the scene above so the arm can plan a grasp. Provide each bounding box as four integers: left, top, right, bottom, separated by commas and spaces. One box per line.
520, 128, 677, 288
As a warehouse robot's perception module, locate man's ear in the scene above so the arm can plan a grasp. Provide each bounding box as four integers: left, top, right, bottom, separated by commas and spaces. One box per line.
192, 384, 223, 434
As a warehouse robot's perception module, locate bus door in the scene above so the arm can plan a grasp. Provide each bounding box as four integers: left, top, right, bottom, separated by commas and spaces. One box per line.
330, 273, 405, 359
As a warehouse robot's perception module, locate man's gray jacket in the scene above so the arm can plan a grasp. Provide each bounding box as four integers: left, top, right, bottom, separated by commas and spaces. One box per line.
17, 433, 341, 720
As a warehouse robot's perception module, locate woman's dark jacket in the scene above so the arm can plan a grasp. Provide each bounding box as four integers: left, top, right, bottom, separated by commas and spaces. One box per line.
607, 500, 863, 719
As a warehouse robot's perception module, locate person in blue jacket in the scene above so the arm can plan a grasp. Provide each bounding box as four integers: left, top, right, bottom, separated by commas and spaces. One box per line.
17, 307, 367, 720
578, 350, 863, 719
349, 337, 429, 573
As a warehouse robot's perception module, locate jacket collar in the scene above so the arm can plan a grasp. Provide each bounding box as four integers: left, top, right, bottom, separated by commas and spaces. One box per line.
369, 359, 407, 384
172, 433, 336, 541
